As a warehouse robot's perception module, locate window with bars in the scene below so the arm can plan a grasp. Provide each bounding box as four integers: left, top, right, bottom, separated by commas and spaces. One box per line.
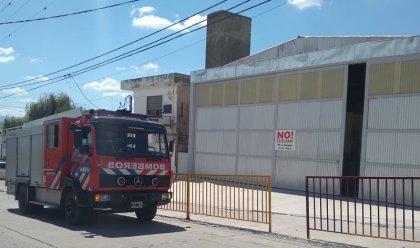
147, 95, 163, 117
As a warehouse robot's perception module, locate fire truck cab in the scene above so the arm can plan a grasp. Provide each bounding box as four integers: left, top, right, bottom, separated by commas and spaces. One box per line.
5, 109, 173, 224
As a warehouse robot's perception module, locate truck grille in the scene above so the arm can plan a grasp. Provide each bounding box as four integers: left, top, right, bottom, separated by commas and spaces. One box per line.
99, 175, 169, 188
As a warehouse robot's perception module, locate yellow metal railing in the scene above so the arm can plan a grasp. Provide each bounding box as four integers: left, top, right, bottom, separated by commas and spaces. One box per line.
160, 173, 272, 232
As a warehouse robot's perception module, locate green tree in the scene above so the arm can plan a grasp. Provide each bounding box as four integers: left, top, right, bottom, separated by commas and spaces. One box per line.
2, 93, 76, 130
3, 116, 26, 129
26, 93, 74, 121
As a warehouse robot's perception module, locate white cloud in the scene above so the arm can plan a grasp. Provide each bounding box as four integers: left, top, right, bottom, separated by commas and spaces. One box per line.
0, 47, 15, 63
0, 107, 25, 117
83, 77, 129, 97
288, 0, 323, 9
133, 15, 174, 29
2, 87, 28, 96
132, 7, 206, 32
25, 75, 49, 81
115, 63, 159, 75
103, 91, 128, 97
0, 56, 15, 63
28, 57, 41, 63
184, 14, 207, 28
130, 6, 155, 17
0, 47, 14, 55
131, 62, 159, 75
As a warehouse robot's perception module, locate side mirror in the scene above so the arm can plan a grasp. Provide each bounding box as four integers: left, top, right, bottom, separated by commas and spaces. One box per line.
169, 140, 174, 152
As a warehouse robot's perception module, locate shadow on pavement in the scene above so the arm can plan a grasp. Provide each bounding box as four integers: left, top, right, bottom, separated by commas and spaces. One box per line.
7, 208, 186, 238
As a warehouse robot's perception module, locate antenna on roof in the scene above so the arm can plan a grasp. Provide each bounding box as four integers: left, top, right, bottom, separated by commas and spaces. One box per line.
118, 95, 133, 113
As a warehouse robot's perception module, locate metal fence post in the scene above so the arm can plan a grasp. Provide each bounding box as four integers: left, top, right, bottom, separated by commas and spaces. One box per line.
268, 176, 272, 233
186, 174, 191, 220
306, 176, 310, 239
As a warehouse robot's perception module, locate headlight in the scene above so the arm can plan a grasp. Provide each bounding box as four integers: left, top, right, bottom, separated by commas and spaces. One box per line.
151, 177, 159, 187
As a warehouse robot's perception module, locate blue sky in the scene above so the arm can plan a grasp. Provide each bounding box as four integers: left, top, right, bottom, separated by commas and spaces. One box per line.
0, 0, 419, 117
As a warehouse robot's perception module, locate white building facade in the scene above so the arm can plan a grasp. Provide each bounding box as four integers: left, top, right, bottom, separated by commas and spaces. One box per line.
121, 73, 190, 172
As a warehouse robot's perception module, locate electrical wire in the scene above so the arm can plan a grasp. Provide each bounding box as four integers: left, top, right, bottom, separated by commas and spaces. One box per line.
0, 0, 243, 90
2, 0, 30, 22
54, 0, 271, 79
0, 0, 274, 99
0, 0, 273, 99
3, 38, 205, 105
2, 0, 287, 107
0, 0, 57, 42
0, 0, 140, 25
252, 0, 287, 18
71, 76, 99, 109
0, 0, 15, 16
0, 0, 229, 89
87, 0, 286, 86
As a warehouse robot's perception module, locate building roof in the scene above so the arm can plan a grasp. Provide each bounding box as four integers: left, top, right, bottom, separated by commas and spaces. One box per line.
121, 73, 190, 90
227, 36, 407, 66
191, 35, 420, 83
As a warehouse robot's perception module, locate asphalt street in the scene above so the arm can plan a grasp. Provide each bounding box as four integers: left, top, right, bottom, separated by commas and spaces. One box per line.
0, 181, 358, 248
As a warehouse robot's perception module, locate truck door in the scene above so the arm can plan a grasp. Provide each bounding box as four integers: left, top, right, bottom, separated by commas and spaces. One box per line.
44, 121, 66, 189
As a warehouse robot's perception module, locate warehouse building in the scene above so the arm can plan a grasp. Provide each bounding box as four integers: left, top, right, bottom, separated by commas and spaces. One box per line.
187, 35, 420, 193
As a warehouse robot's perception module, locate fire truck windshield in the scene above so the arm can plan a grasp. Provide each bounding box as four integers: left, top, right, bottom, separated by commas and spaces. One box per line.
95, 125, 168, 159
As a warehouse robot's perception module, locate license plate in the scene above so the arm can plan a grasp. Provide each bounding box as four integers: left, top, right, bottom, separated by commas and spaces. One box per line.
131, 202, 143, 209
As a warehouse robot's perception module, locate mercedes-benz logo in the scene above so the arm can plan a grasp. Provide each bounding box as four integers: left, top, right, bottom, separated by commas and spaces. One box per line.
133, 176, 143, 186
116, 177, 126, 186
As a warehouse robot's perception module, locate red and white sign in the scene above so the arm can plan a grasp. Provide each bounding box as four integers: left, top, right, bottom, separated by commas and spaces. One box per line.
275, 130, 296, 151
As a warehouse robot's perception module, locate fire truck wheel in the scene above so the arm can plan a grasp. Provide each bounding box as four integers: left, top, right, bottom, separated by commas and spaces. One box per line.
18, 185, 42, 214
64, 191, 87, 225
135, 205, 157, 221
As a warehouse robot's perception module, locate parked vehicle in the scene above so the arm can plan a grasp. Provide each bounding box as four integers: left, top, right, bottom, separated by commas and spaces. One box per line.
5, 108, 173, 224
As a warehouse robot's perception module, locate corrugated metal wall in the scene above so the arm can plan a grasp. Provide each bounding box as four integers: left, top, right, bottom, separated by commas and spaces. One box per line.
195, 106, 238, 174
361, 58, 420, 204
275, 100, 343, 189
193, 66, 346, 190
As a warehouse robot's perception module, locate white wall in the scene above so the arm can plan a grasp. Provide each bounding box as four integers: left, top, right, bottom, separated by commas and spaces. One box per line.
132, 85, 177, 119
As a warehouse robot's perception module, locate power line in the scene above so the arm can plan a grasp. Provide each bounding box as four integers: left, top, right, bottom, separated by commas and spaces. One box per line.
0, 0, 273, 98
71, 76, 99, 109
87, 0, 286, 86
0, 0, 277, 99
0, 0, 57, 42
2, 0, 286, 108
0, 0, 15, 16
252, 0, 287, 18
55, 0, 267, 79
0, 0, 140, 25
0, 0, 247, 91
0, 0, 229, 89
2, 0, 30, 22
0, 39, 205, 108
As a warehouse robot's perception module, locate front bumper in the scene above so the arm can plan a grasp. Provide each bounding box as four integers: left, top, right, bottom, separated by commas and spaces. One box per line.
87, 191, 171, 212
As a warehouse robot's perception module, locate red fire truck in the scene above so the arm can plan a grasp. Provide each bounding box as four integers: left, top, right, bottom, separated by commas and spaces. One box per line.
5, 108, 173, 224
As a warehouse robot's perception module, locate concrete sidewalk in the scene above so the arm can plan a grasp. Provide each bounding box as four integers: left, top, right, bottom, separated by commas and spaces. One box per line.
268, 188, 419, 247
159, 187, 419, 248
1, 180, 417, 247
